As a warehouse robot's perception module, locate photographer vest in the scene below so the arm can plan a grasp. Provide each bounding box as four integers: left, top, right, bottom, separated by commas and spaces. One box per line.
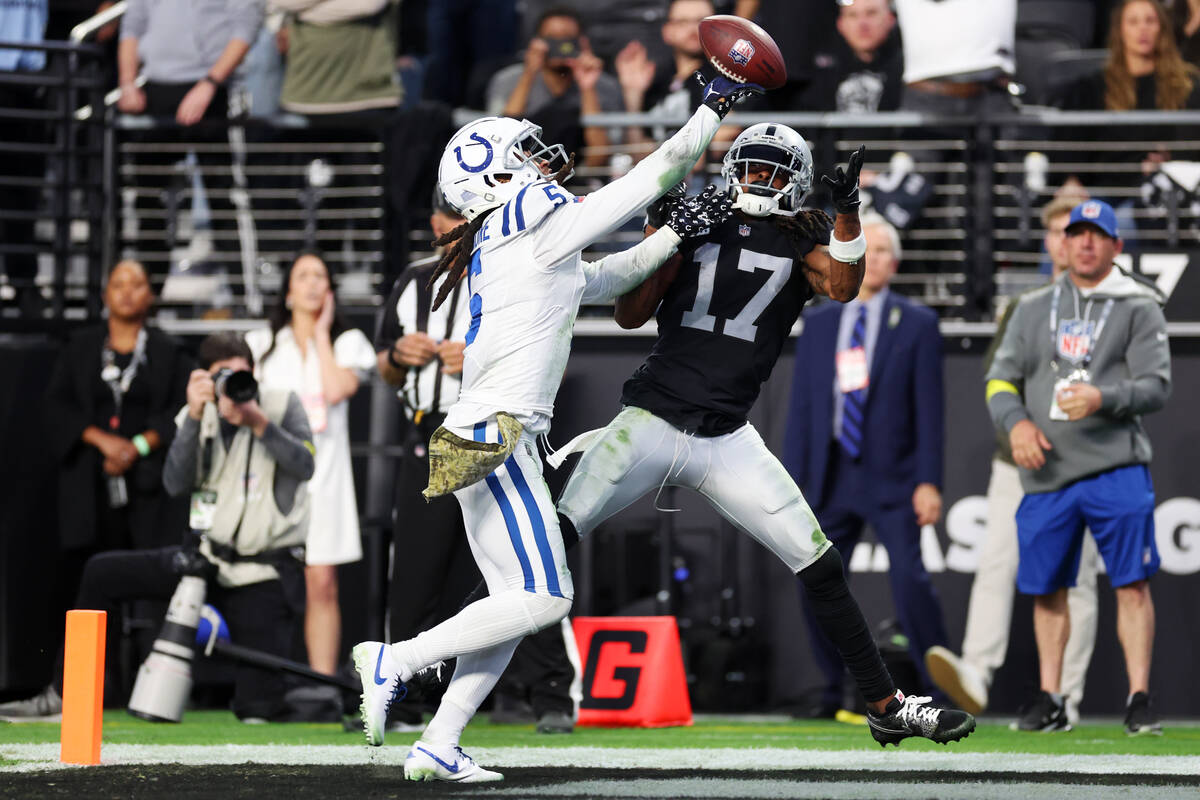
195, 389, 309, 587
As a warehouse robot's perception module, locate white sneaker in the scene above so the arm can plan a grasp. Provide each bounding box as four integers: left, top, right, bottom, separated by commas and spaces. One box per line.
404, 740, 503, 783
352, 641, 408, 747
0, 685, 61, 719
924, 646, 988, 715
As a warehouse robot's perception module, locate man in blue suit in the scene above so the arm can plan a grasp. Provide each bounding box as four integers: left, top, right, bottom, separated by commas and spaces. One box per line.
784, 213, 949, 715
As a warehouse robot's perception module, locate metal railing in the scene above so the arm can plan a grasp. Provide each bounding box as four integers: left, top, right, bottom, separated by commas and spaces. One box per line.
0, 40, 111, 326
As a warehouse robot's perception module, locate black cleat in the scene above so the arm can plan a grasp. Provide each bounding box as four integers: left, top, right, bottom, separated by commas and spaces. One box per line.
867, 691, 976, 747
1011, 690, 1071, 732
1124, 691, 1163, 736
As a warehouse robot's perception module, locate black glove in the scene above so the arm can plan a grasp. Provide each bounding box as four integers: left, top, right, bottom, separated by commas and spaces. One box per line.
664, 184, 733, 239
821, 145, 867, 214
645, 181, 689, 229
695, 71, 765, 120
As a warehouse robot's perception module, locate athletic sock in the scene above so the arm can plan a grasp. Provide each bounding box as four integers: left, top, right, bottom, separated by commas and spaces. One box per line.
391, 590, 568, 675
798, 547, 896, 703
422, 640, 521, 747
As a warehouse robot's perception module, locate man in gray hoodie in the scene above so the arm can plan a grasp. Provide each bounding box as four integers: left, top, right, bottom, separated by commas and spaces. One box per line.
986, 199, 1169, 736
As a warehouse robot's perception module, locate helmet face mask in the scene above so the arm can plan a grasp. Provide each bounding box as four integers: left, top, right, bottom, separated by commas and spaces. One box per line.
438, 117, 572, 220
721, 123, 814, 218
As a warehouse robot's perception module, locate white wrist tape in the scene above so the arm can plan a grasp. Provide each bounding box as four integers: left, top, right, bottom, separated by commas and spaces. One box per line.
828, 230, 867, 263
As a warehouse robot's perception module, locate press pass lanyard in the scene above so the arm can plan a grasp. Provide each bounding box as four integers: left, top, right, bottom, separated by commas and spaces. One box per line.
100, 327, 147, 432
1049, 281, 1115, 372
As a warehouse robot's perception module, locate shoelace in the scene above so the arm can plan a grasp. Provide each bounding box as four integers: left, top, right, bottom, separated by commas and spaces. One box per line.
384, 682, 408, 715
454, 746, 475, 766
896, 695, 941, 726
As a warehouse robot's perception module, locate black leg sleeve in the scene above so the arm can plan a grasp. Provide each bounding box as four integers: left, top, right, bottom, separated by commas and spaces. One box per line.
797, 547, 896, 704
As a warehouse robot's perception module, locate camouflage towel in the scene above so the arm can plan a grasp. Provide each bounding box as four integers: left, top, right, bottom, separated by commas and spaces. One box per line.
422, 413, 524, 500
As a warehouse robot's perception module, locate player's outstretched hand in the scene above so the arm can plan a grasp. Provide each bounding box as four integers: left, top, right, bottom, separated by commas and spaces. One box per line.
664, 184, 732, 239
821, 144, 867, 214
695, 71, 764, 119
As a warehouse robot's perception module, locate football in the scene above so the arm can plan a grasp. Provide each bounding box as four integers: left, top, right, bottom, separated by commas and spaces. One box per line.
697, 15, 786, 90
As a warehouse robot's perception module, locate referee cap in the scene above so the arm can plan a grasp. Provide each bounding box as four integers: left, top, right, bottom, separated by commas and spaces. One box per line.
1066, 199, 1119, 239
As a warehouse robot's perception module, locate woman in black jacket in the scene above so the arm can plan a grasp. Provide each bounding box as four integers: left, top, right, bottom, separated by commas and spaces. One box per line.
46, 260, 193, 563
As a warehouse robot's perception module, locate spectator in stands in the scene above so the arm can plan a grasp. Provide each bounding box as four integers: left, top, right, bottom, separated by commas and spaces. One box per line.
1057, 1, 1199, 251
985, 199, 1169, 735
801, 0, 903, 113
116, 0, 263, 290
0, 332, 313, 720
895, 0, 1017, 115
486, 7, 622, 167
1062, 0, 1200, 110
45, 258, 192, 645
117, 0, 261, 125
0, 0, 47, 315
246, 253, 375, 681
924, 198, 1100, 726
736, 0, 841, 112
272, 0, 402, 118
423, 0, 518, 108
784, 213, 951, 717
614, 0, 757, 167
374, 193, 577, 734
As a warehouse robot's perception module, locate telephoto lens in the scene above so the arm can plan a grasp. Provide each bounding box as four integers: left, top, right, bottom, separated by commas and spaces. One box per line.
213, 368, 258, 403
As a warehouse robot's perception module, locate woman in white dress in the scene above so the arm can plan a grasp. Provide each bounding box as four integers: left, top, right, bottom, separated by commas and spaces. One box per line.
246, 252, 375, 676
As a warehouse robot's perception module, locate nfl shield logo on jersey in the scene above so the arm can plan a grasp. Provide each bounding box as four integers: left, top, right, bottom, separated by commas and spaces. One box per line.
728, 39, 755, 66
738, 224, 751, 237
1057, 319, 1095, 363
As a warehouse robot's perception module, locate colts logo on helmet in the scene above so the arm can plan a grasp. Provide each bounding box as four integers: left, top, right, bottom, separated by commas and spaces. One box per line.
454, 132, 494, 173
728, 39, 755, 66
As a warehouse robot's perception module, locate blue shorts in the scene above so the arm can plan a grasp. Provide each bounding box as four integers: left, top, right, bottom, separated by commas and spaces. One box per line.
1016, 464, 1159, 595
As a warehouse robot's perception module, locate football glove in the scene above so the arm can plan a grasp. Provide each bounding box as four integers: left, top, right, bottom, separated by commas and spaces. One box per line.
645, 181, 689, 229
821, 145, 867, 215
695, 71, 764, 119
664, 184, 733, 239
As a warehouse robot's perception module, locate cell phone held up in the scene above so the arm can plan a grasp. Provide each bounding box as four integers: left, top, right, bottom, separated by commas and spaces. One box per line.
542, 37, 580, 60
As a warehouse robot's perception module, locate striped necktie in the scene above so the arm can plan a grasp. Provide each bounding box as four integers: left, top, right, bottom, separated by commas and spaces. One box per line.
839, 305, 868, 459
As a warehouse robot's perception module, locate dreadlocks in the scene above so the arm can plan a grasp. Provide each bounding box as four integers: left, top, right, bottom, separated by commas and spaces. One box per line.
774, 209, 834, 258
426, 210, 492, 311
426, 153, 577, 311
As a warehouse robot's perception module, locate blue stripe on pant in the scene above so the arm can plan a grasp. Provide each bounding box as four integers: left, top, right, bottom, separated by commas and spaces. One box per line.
505, 455, 563, 598
484, 472, 536, 593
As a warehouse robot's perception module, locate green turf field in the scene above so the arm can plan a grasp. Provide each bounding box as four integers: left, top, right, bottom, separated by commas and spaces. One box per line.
2, 712, 1197, 756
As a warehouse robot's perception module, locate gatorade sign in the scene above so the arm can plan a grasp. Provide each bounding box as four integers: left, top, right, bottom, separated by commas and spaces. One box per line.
572, 616, 692, 728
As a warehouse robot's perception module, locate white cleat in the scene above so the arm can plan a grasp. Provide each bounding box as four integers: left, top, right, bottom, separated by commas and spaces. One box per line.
404, 741, 504, 783
352, 641, 407, 747
925, 646, 988, 716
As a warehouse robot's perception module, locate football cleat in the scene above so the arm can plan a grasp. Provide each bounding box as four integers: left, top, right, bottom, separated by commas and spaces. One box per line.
867, 691, 976, 747
925, 646, 988, 716
1011, 690, 1072, 732
352, 641, 409, 747
1124, 691, 1163, 736
404, 741, 503, 783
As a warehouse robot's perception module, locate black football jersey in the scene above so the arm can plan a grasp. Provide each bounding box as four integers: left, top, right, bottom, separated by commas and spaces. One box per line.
621, 214, 829, 436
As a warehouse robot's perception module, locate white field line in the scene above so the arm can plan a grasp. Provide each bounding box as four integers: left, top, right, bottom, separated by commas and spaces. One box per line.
2, 744, 1199, 776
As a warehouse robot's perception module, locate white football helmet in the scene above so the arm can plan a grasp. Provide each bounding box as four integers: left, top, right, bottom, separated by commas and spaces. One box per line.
437, 116, 571, 220
721, 123, 814, 217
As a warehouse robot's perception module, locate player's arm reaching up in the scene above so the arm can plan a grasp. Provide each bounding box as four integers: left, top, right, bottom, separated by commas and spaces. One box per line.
800, 146, 867, 302
532, 74, 761, 267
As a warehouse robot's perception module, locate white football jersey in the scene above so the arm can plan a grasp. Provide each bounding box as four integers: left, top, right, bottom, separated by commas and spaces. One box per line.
442, 105, 722, 435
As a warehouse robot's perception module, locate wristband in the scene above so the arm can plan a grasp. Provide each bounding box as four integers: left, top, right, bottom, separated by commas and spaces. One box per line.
132, 434, 151, 457
828, 230, 867, 264
202, 74, 222, 88
387, 345, 403, 369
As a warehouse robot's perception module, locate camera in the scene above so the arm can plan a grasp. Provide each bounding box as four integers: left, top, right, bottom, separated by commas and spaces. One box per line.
213, 368, 257, 403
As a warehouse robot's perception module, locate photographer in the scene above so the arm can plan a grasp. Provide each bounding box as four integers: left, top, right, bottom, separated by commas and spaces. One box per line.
0, 333, 315, 721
